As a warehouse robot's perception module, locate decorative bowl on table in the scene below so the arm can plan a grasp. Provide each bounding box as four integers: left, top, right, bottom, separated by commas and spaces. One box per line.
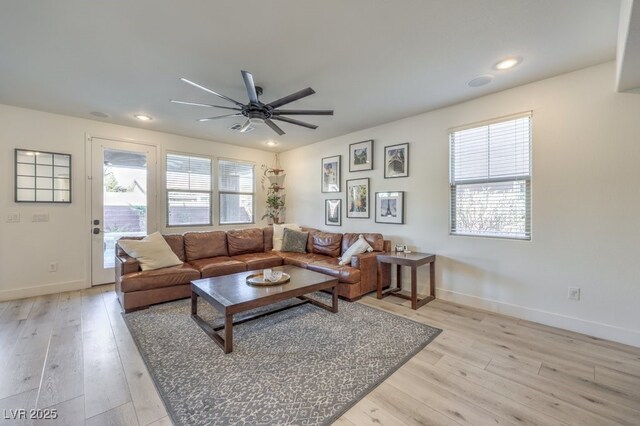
246, 272, 290, 286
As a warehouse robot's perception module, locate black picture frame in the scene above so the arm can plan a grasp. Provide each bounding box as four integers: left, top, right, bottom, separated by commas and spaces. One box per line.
15, 149, 72, 203
375, 191, 405, 224
349, 139, 374, 172
346, 177, 370, 218
325, 199, 342, 226
384, 143, 409, 178
321, 155, 341, 193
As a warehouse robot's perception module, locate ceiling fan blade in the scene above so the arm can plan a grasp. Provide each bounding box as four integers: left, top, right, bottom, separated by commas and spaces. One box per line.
271, 109, 333, 116
241, 70, 259, 105
170, 100, 242, 111
265, 119, 286, 136
180, 78, 245, 107
239, 119, 252, 133
197, 113, 242, 122
267, 87, 315, 109
271, 116, 318, 130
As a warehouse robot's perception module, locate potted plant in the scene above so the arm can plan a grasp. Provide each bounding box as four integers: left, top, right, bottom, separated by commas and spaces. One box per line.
262, 194, 285, 224
262, 154, 286, 224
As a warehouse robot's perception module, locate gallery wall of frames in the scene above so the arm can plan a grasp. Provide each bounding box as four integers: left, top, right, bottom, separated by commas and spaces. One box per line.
321, 140, 408, 226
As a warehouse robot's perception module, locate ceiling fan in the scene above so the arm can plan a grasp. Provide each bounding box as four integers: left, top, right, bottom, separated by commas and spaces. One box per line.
171, 71, 333, 136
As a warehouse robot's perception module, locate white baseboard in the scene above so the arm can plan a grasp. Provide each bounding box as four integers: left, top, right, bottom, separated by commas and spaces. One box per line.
0, 280, 89, 302
437, 287, 640, 348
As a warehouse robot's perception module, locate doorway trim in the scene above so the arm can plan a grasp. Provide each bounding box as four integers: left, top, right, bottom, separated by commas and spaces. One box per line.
85, 133, 159, 286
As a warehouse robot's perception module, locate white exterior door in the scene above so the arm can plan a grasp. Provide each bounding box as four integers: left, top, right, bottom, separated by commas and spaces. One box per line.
90, 137, 157, 285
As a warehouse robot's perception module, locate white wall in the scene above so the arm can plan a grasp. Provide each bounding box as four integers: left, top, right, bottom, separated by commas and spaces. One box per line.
0, 105, 275, 300
281, 61, 640, 347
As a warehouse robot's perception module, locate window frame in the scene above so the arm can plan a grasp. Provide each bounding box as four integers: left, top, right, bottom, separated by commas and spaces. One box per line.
217, 157, 256, 225
165, 151, 214, 228
448, 112, 532, 240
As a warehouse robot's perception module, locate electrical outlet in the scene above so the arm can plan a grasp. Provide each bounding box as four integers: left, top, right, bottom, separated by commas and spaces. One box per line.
568, 287, 580, 301
49, 262, 58, 272
6, 213, 20, 223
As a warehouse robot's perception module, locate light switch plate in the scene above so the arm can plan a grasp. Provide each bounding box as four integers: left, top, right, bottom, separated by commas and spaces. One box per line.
32, 213, 50, 222
6, 213, 20, 223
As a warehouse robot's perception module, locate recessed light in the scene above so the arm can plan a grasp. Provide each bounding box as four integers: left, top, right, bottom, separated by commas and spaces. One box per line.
467, 74, 494, 87
265, 141, 278, 147
134, 114, 152, 121
494, 57, 521, 70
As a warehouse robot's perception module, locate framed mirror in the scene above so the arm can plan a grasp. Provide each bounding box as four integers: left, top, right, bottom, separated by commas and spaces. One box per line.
15, 149, 71, 203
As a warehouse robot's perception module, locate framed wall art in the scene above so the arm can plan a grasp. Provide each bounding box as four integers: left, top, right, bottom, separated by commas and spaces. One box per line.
321, 155, 341, 193
325, 199, 342, 226
384, 143, 409, 178
375, 191, 405, 224
346, 178, 370, 218
15, 149, 72, 203
349, 139, 373, 172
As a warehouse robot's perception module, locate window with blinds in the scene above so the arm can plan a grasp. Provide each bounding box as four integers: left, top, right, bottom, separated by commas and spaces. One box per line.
449, 113, 531, 240
218, 159, 255, 224
166, 153, 212, 226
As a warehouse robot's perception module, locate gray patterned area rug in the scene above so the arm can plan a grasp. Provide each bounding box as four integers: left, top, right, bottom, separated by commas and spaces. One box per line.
124, 294, 441, 426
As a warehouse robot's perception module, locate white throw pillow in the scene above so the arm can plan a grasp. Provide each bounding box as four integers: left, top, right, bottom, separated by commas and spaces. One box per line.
339, 234, 373, 266
118, 232, 182, 271
272, 223, 302, 251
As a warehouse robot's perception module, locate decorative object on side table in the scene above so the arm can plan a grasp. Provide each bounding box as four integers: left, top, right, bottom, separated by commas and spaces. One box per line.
384, 143, 409, 178
321, 155, 341, 193
375, 191, 405, 224
325, 199, 342, 226
261, 154, 285, 224
346, 178, 370, 218
15, 149, 72, 203
349, 140, 373, 172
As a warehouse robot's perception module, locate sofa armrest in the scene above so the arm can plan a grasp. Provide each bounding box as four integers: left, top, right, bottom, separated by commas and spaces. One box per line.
115, 253, 140, 278
351, 252, 379, 294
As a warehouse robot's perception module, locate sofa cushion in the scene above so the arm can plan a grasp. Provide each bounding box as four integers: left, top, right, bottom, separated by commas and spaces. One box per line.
339, 234, 373, 266
310, 231, 343, 257
342, 233, 384, 254
184, 231, 228, 261
227, 228, 264, 256
281, 228, 309, 253
278, 252, 329, 268
189, 257, 246, 278
307, 258, 361, 284
231, 253, 283, 271
272, 223, 302, 251
117, 234, 186, 261
120, 263, 200, 293
117, 232, 183, 271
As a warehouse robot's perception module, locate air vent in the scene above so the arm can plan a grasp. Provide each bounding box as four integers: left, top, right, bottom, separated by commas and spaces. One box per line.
228, 123, 255, 132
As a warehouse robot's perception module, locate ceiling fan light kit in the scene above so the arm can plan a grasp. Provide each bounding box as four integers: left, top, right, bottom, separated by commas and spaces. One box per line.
172, 70, 333, 136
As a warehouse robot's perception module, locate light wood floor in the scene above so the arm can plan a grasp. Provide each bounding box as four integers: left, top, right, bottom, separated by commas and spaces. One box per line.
1, 285, 639, 425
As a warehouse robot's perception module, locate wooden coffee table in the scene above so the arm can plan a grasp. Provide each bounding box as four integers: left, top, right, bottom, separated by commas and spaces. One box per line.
190, 265, 339, 354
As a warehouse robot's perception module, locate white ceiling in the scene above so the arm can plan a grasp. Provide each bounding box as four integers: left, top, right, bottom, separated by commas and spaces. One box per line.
0, 0, 621, 151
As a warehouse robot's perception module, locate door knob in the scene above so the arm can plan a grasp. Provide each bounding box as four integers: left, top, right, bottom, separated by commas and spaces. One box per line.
93, 228, 100, 235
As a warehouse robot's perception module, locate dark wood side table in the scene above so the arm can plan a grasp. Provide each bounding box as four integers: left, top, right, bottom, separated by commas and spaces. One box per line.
376, 252, 436, 310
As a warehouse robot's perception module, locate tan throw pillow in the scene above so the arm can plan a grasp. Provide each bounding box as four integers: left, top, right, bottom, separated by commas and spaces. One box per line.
281, 228, 309, 253
272, 223, 301, 251
339, 234, 373, 266
118, 232, 182, 271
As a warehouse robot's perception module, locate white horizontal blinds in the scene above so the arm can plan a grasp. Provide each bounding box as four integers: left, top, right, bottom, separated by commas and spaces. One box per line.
218, 159, 255, 224
166, 153, 212, 226
450, 113, 531, 239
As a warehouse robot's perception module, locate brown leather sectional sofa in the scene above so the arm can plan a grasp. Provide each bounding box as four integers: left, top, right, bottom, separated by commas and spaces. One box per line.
115, 227, 391, 312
